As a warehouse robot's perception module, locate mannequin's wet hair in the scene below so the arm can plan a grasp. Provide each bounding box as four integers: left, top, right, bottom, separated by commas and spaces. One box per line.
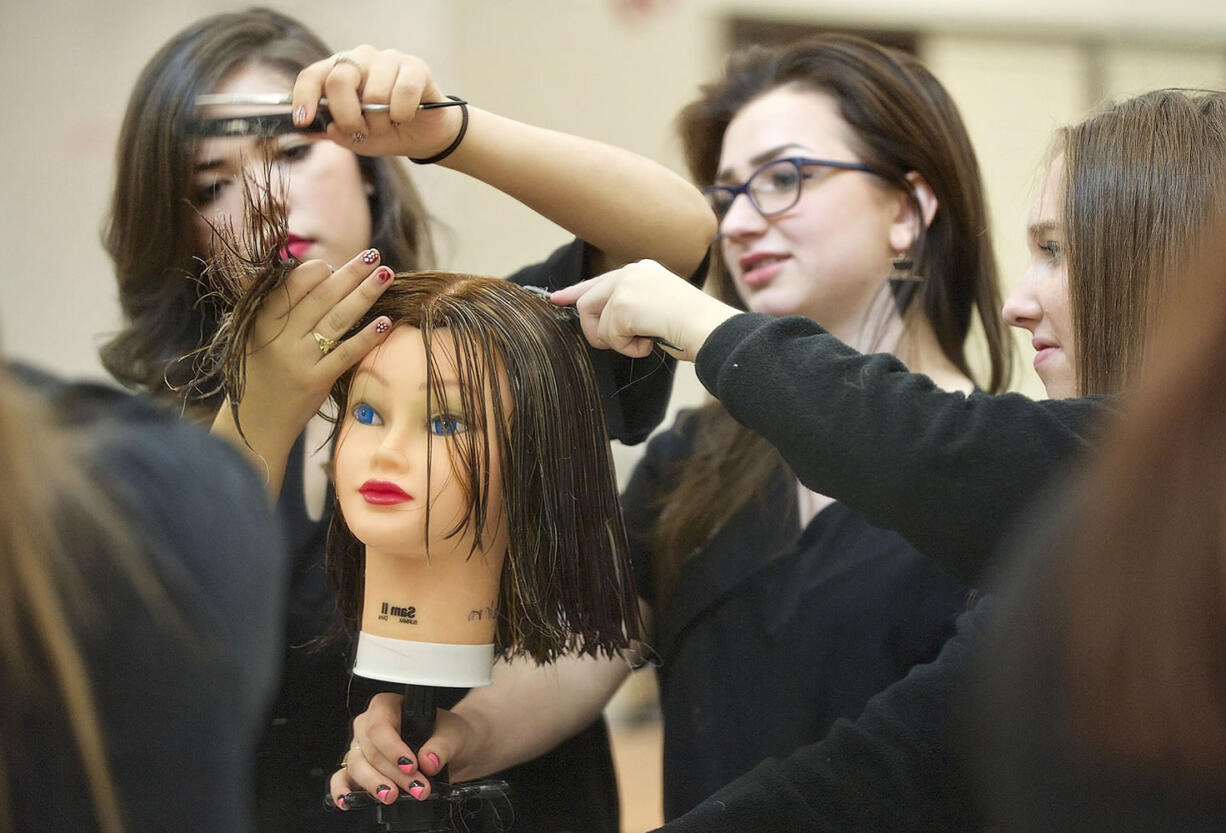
328, 274, 643, 661
198, 177, 642, 663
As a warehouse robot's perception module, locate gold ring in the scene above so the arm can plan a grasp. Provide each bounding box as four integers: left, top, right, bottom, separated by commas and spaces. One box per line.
313, 331, 339, 356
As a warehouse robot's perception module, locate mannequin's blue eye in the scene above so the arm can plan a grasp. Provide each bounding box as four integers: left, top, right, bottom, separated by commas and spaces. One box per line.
429, 414, 467, 436
353, 403, 382, 425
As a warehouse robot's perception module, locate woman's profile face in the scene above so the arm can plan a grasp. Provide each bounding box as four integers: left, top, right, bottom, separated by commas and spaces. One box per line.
190, 62, 373, 271
333, 325, 509, 563
714, 84, 903, 342
1003, 157, 1077, 399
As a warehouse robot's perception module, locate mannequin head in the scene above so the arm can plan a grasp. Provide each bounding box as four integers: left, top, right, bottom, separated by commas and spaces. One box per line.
324, 273, 641, 663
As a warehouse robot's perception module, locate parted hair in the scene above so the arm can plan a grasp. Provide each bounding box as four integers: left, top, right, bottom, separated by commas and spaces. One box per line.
649, 34, 1011, 608
100, 7, 433, 414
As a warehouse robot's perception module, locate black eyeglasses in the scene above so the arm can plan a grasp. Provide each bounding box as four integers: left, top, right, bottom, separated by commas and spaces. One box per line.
702, 156, 886, 221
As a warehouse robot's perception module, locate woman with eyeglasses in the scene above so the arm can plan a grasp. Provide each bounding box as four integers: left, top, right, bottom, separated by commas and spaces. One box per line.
342, 33, 1012, 824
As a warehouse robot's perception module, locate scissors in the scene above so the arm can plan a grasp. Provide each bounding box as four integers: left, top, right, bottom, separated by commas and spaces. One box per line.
189, 93, 465, 137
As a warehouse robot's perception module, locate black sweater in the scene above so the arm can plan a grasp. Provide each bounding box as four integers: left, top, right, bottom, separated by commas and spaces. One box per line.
652, 314, 1119, 833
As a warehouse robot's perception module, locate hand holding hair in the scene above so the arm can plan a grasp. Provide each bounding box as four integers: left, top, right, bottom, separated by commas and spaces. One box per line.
210, 249, 394, 496
552, 259, 738, 361
291, 45, 466, 161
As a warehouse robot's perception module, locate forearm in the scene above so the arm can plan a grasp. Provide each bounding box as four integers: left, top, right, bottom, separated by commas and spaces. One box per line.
440, 108, 715, 276
209, 400, 295, 499
694, 314, 1114, 584
447, 651, 632, 781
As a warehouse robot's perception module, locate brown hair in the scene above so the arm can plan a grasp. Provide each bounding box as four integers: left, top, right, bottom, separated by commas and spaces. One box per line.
198, 189, 642, 663
99, 7, 434, 414
1059, 89, 1226, 395
325, 275, 643, 661
651, 34, 1011, 606
1057, 208, 1226, 786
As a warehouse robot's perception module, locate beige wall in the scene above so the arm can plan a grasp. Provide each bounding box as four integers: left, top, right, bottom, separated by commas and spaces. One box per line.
3, 0, 1225, 398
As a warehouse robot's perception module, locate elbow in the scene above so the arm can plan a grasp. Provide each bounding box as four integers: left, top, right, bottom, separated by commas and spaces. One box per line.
664, 195, 718, 277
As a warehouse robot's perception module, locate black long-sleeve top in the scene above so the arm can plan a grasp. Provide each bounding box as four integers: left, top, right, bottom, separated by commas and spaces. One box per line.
652, 313, 1120, 833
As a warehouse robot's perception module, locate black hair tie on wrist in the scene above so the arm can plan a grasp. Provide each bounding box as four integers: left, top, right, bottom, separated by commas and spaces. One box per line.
410, 96, 468, 165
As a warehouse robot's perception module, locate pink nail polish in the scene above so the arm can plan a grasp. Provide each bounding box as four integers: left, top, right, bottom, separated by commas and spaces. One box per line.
375, 319, 390, 334
376, 785, 392, 803
336, 796, 347, 811
426, 752, 440, 770
409, 781, 425, 800
361, 248, 379, 264
295, 104, 306, 124
397, 756, 415, 773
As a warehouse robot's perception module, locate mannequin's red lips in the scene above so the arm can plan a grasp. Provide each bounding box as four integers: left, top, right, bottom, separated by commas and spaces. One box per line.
359, 480, 413, 505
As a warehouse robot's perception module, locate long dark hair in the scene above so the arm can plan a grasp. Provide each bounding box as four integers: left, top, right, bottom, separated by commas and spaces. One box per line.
650, 34, 1011, 607
100, 7, 433, 414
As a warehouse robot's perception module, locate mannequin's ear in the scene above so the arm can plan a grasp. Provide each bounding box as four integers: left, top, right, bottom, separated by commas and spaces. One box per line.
888, 171, 938, 253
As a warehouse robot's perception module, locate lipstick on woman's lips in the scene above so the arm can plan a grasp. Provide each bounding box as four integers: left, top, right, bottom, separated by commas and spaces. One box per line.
359, 479, 413, 506
279, 233, 314, 262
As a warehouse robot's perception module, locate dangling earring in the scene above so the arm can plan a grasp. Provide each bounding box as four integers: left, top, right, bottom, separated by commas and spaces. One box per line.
887, 252, 922, 315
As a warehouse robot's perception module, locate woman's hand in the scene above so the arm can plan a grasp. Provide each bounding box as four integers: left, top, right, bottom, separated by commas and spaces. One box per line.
328, 652, 633, 807
210, 249, 393, 495
329, 693, 475, 807
552, 259, 739, 361
291, 46, 463, 161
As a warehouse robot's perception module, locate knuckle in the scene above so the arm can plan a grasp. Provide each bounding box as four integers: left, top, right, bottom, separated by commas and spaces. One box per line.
322, 310, 348, 335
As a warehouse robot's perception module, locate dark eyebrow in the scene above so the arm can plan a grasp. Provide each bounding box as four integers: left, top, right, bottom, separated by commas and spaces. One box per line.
715, 144, 808, 182
192, 136, 278, 173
